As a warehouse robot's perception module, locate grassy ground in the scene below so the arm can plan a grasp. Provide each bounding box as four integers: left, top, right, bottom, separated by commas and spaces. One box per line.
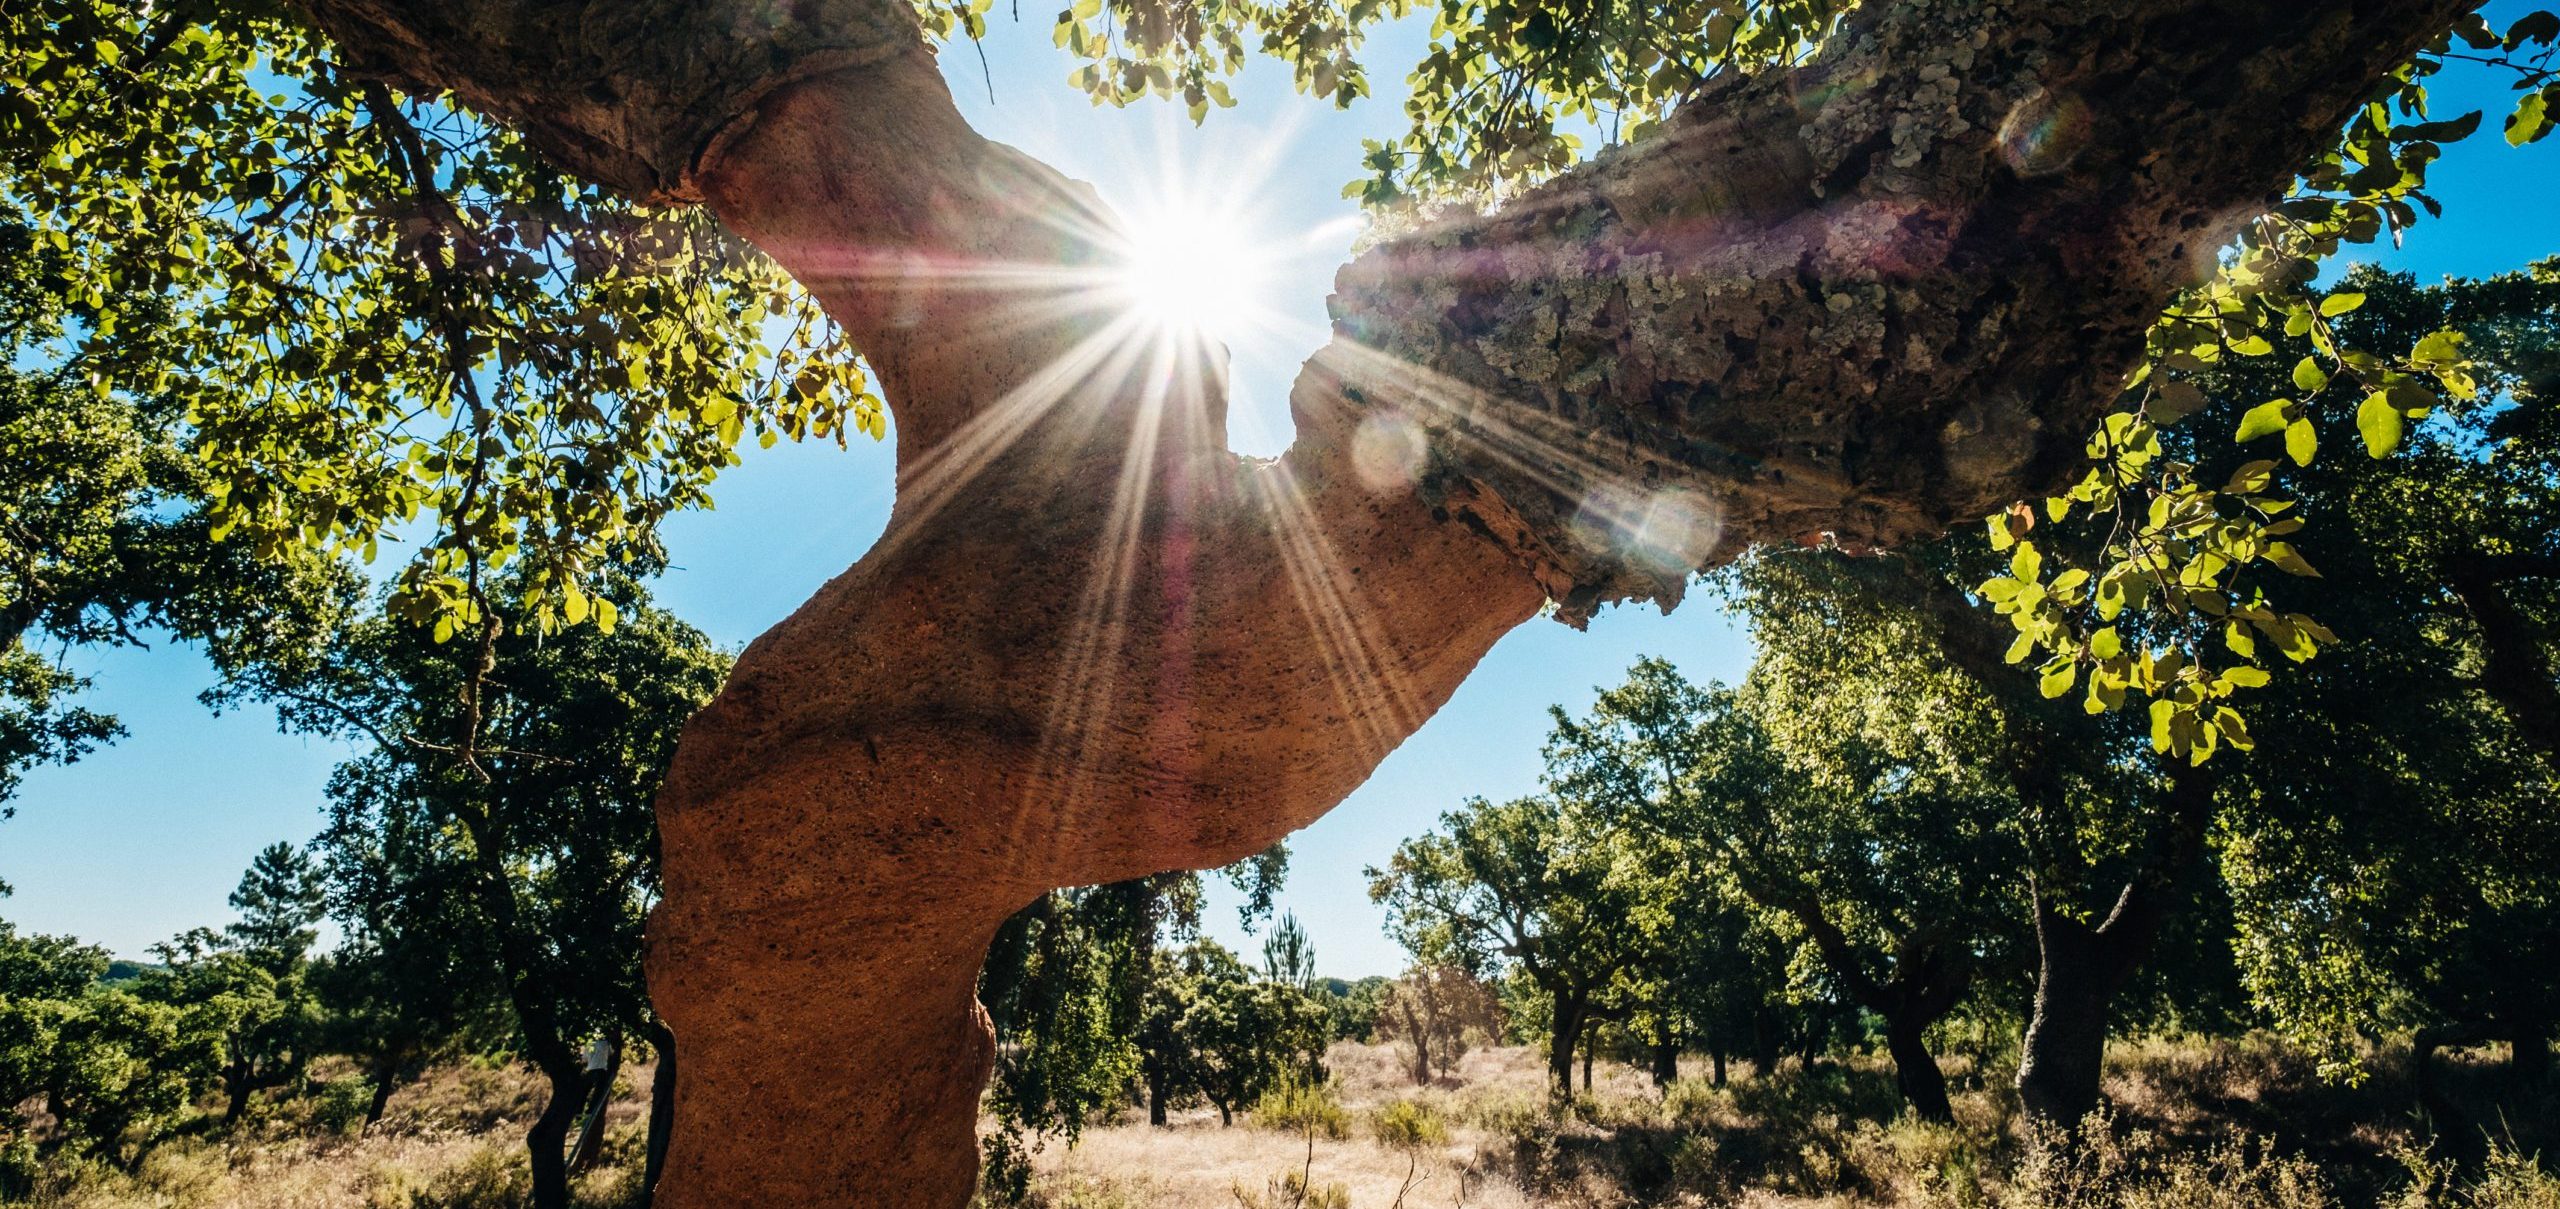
1008, 1037, 2560, 1209
7, 1037, 2555, 1207
5, 1059, 652, 1209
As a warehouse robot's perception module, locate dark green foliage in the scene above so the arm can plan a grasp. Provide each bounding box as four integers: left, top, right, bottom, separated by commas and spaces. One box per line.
213, 571, 726, 1208
1316, 975, 1391, 1043
0, 918, 211, 1184
1369, 791, 1656, 1099
1136, 941, 1331, 1127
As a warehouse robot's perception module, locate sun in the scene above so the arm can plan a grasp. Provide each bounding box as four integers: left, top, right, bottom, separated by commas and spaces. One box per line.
1107, 203, 1269, 344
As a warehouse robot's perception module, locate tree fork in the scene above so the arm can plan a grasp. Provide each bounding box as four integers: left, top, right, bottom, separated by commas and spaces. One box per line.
277, 0, 2476, 1202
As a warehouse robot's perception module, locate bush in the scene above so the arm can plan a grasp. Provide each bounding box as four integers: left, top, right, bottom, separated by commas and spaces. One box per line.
1999, 1115, 2331, 1209
315, 1076, 378, 1135
1371, 1099, 1449, 1151
2396, 1140, 2560, 1209
1250, 1076, 1349, 1141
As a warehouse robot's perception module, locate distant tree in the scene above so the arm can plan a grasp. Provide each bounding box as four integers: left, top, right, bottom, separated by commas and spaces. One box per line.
1318, 976, 1392, 1044
1550, 658, 2023, 1121
1136, 942, 1329, 1127
1262, 913, 1317, 990
1370, 966, 1503, 1086
138, 930, 316, 1128
1370, 793, 1647, 1099
219, 572, 727, 1209
0, 917, 212, 1181
308, 798, 507, 1125
979, 877, 1159, 1160
223, 843, 325, 975
977, 847, 1292, 1159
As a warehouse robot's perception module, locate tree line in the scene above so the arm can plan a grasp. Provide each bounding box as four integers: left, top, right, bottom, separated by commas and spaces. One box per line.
1370, 261, 2560, 1134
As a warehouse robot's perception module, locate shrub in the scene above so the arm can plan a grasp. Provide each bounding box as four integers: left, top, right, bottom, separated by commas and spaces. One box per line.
1250, 1076, 1350, 1141
2396, 1140, 2560, 1209
1999, 1114, 2332, 1209
315, 1076, 378, 1136
1372, 1099, 1449, 1150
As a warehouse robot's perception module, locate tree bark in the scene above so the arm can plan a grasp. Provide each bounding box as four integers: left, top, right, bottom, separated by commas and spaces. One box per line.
1751, 1009, 1782, 1080
366, 1066, 397, 1126
529, 1064, 587, 1209
643, 1022, 677, 1205
269, 0, 2478, 1202
2013, 762, 2214, 1129
1548, 992, 1587, 1101
2446, 552, 2560, 758
2014, 907, 2115, 1131
1883, 1015, 1954, 1124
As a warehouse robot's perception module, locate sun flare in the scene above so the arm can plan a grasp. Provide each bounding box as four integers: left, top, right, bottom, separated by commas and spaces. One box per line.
1108, 204, 1269, 343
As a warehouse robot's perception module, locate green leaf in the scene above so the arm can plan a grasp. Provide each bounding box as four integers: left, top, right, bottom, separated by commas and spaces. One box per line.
2284, 417, 2317, 467
2357, 391, 2405, 457
2508, 88, 2552, 147
2222, 459, 2280, 494
2318, 291, 2366, 317
2010, 542, 2042, 584
2039, 661, 2077, 699
2264, 542, 2321, 578
2220, 665, 2271, 689
2411, 329, 2465, 367
2235, 400, 2292, 443
2290, 357, 2329, 393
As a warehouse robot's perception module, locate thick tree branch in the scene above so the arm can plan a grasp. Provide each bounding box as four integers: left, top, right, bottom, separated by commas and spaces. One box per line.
1332, 0, 2474, 615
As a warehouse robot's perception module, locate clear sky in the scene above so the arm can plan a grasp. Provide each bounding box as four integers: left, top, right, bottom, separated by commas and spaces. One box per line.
3, 6, 2555, 977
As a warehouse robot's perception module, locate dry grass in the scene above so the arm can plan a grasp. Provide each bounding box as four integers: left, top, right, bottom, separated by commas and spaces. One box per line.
1008, 1039, 2560, 1209
12, 1037, 2556, 1208
4, 1061, 653, 1209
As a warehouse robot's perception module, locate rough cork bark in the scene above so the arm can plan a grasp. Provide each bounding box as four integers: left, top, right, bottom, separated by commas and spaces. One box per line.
283, 0, 2473, 1203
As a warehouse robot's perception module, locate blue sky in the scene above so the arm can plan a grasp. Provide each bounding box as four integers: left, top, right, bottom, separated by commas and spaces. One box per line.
3, 8, 2555, 977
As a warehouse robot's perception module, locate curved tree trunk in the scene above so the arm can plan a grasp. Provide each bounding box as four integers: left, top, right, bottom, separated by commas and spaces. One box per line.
274, 0, 2475, 1202
528, 1063, 588, 1209
643, 1022, 678, 1204
365, 1065, 398, 1126
1883, 1016, 1954, 1124
2014, 762, 2215, 1130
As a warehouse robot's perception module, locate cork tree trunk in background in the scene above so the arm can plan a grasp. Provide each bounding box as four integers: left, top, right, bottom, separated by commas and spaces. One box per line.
280, 0, 2471, 1202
